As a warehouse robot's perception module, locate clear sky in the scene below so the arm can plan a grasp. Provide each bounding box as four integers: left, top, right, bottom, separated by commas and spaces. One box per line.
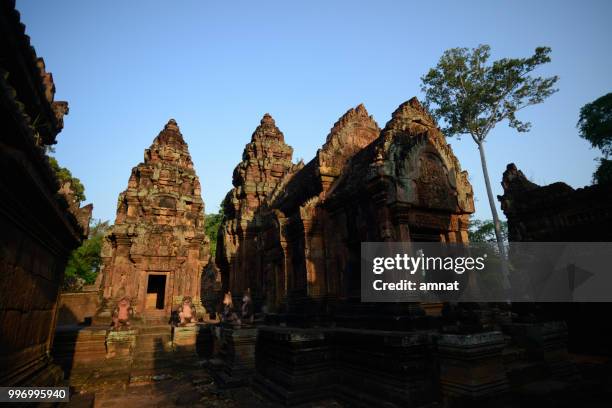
16, 0, 612, 223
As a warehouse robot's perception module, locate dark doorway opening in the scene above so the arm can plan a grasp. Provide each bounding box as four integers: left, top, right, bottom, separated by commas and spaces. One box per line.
146, 275, 166, 310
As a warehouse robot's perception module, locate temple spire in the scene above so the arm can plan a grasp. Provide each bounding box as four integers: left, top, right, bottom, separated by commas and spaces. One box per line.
164, 118, 180, 132
251, 113, 285, 142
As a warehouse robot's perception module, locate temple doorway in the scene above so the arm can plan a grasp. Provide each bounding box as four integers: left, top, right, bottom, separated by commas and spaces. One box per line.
146, 274, 166, 310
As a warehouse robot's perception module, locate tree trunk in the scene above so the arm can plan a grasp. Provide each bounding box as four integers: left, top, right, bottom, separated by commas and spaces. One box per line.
476, 140, 510, 289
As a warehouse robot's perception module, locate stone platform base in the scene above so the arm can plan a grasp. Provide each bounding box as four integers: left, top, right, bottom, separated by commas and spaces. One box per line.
253, 326, 437, 407
52, 323, 215, 390
437, 331, 510, 399
211, 324, 257, 388
253, 327, 333, 404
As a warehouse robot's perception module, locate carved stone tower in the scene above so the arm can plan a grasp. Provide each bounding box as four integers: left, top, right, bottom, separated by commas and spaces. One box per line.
97, 119, 210, 320
216, 113, 297, 299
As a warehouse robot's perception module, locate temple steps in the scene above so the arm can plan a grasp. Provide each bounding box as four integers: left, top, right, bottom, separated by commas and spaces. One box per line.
52, 323, 215, 390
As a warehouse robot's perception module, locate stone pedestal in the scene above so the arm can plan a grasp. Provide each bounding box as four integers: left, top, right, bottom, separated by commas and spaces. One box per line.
334, 329, 437, 407
173, 325, 198, 354
99, 329, 137, 386
173, 324, 214, 359
106, 329, 137, 359
212, 324, 257, 388
509, 321, 575, 379
254, 327, 333, 405
437, 331, 509, 401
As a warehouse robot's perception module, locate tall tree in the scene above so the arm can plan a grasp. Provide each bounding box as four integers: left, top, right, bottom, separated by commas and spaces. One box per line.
592, 159, 612, 185
421, 45, 558, 257
468, 218, 508, 244
577, 92, 612, 184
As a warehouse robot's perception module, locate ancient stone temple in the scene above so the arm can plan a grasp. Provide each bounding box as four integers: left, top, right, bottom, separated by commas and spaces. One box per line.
217, 99, 483, 405
218, 99, 474, 316
267, 99, 474, 316
216, 113, 298, 302
97, 119, 211, 321
262, 104, 381, 307
0, 1, 91, 385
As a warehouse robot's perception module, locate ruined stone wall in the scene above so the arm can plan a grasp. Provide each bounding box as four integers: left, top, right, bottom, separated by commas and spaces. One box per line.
217, 98, 474, 317
499, 163, 612, 242
0, 1, 90, 385
498, 163, 612, 355
98, 120, 210, 318
57, 291, 100, 326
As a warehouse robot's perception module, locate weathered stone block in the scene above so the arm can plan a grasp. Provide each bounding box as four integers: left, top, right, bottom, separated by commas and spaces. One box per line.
212, 324, 258, 388
507, 321, 575, 379
254, 326, 333, 405
106, 329, 137, 359
437, 331, 509, 400
254, 326, 438, 407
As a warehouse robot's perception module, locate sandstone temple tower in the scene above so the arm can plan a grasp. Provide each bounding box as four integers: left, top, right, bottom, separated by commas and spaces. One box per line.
216, 113, 298, 299
98, 119, 210, 320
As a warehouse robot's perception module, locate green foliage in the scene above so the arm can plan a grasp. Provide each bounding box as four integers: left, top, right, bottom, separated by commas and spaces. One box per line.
205, 207, 225, 259
576, 93, 612, 184
593, 158, 612, 185
421, 45, 557, 253
421, 44, 559, 141
63, 219, 110, 290
48, 156, 86, 202
578, 93, 612, 158
468, 219, 508, 243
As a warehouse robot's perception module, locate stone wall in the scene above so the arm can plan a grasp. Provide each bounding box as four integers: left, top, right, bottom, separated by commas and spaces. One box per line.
0, 0, 90, 386
57, 292, 101, 326
499, 163, 612, 242
499, 163, 612, 355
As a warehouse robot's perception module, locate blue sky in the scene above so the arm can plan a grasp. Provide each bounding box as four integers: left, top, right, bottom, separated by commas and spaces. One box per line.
16, 0, 612, 223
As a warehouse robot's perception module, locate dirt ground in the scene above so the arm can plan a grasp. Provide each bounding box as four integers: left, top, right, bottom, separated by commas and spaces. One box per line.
66, 370, 344, 408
